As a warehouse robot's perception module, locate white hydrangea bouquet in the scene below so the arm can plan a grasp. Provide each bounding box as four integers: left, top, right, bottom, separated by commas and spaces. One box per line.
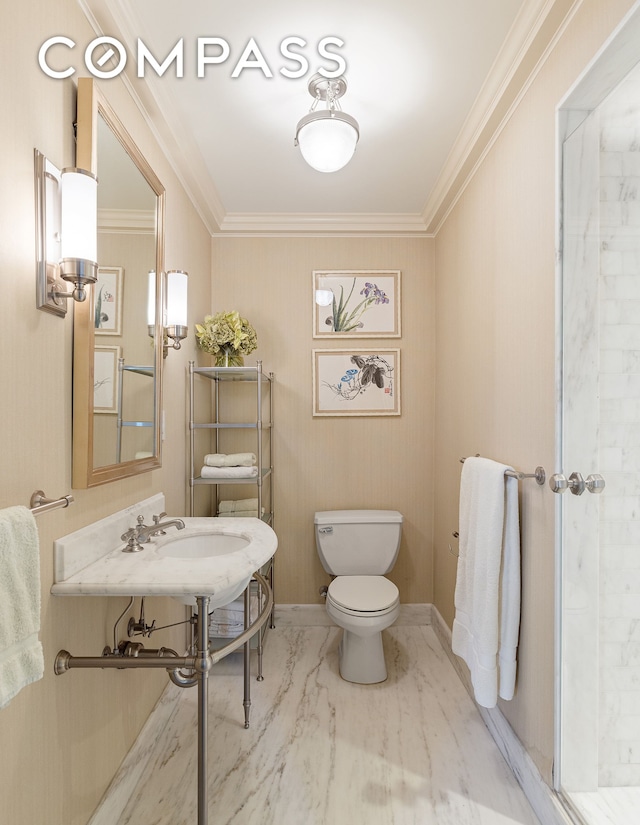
195, 310, 257, 366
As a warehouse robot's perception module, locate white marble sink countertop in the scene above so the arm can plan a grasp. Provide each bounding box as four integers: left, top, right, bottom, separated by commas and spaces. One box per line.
50, 496, 276, 602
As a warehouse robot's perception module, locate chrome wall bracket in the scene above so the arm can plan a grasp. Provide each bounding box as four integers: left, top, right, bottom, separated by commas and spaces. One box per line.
34, 150, 67, 317
549, 472, 605, 495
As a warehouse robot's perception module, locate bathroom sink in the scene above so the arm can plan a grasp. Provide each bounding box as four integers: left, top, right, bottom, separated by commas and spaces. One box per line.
51, 501, 277, 611
156, 532, 250, 559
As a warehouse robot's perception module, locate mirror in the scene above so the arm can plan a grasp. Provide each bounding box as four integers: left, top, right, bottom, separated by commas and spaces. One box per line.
72, 78, 165, 488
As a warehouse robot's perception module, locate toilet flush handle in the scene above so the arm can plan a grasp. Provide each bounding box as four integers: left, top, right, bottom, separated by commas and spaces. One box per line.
318, 526, 333, 534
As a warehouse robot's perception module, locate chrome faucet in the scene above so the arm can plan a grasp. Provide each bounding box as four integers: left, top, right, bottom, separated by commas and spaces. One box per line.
121, 514, 186, 553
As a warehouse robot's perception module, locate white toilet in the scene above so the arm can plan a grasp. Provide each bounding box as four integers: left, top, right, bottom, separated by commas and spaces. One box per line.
314, 509, 403, 684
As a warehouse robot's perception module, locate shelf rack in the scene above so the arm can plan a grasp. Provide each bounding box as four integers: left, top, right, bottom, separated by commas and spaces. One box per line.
116, 359, 156, 463
187, 360, 275, 722
188, 361, 273, 523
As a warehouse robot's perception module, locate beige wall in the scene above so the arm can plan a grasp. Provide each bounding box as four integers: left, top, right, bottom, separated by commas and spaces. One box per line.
0, 2, 211, 824
211, 237, 434, 605
433, 0, 638, 783
3, 0, 640, 822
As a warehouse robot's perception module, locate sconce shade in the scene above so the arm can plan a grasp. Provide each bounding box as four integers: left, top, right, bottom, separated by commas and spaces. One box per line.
147, 270, 156, 327
160, 269, 188, 356
60, 169, 97, 263
59, 168, 98, 300
166, 270, 188, 328
296, 110, 359, 173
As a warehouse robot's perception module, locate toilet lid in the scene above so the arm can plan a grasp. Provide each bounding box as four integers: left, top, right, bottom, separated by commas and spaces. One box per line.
328, 576, 399, 612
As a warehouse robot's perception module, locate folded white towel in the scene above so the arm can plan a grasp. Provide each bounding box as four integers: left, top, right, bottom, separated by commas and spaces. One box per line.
451, 457, 521, 708
222, 510, 263, 518
200, 466, 259, 479
0, 506, 44, 709
218, 498, 259, 513
204, 453, 256, 468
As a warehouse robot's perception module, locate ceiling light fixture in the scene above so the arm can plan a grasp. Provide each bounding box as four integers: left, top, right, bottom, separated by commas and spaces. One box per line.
295, 74, 359, 173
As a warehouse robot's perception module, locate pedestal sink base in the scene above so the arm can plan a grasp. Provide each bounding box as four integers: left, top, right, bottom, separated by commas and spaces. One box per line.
53, 574, 273, 825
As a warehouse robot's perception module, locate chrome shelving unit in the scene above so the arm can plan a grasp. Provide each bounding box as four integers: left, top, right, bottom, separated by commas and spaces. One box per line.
188, 360, 273, 524
116, 359, 155, 463
187, 360, 274, 724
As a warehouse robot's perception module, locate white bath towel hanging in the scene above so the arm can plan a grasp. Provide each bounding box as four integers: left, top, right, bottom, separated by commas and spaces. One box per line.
452, 457, 521, 708
0, 505, 44, 709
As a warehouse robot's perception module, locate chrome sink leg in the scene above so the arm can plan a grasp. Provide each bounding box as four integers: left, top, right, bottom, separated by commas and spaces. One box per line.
196, 595, 212, 825
53, 579, 274, 824
243, 584, 251, 729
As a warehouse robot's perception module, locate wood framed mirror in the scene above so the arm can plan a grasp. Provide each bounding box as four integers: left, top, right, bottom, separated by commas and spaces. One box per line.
72, 78, 165, 488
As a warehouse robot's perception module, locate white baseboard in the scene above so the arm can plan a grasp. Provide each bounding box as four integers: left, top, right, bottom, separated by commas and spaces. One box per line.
275, 602, 432, 627
430, 606, 573, 825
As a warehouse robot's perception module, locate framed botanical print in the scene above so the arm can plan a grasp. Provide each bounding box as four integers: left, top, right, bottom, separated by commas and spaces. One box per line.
94, 266, 123, 335
313, 270, 401, 338
94, 346, 120, 414
313, 349, 400, 416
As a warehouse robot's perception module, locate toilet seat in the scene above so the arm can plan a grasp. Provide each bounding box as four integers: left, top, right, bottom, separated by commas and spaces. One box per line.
328, 575, 399, 617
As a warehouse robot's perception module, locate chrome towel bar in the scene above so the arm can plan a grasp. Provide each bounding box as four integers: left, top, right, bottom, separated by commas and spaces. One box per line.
460, 457, 546, 486
29, 490, 74, 516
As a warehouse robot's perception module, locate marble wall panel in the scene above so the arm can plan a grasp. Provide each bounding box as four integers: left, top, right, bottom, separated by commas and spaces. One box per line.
599, 73, 640, 783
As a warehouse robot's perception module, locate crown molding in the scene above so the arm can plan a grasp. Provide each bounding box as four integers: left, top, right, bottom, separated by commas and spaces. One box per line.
79, 0, 226, 235
98, 208, 155, 233
422, 0, 577, 234
80, 0, 575, 238
216, 211, 430, 236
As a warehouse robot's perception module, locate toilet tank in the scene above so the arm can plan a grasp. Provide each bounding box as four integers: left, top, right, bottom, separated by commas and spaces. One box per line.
314, 510, 403, 576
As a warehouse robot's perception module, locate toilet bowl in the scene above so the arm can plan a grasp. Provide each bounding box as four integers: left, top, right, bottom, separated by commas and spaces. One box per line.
314, 510, 403, 684
326, 575, 400, 683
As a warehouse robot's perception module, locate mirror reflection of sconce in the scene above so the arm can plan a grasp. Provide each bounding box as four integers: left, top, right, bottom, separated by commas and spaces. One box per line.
34, 150, 98, 315
315, 288, 333, 306
148, 269, 188, 357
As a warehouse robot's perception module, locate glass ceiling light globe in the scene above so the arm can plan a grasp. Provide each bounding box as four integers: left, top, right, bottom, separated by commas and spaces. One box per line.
295, 74, 359, 173
296, 111, 359, 173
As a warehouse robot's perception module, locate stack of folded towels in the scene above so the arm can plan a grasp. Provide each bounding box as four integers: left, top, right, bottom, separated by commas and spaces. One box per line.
200, 452, 258, 479
218, 499, 264, 518
209, 593, 259, 639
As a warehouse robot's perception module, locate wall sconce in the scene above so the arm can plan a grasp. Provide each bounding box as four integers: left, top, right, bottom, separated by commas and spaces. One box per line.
34, 150, 98, 316
148, 269, 189, 357
295, 75, 359, 173
165, 269, 188, 355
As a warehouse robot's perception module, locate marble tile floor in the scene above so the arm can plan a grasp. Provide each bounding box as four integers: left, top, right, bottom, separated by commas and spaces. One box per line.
569, 788, 640, 825
90, 616, 541, 825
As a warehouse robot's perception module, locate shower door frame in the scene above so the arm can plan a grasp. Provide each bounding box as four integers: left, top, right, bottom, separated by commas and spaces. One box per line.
554, 0, 640, 809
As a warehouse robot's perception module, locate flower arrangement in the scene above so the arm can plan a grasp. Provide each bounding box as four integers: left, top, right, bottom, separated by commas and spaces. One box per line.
195, 310, 257, 366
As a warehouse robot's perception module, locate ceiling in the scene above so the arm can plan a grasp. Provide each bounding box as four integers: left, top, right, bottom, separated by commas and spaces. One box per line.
80, 0, 557, 235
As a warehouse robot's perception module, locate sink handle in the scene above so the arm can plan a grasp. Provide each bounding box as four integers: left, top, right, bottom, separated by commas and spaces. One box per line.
121, 514, 150, 551
152, 512, 168, 535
